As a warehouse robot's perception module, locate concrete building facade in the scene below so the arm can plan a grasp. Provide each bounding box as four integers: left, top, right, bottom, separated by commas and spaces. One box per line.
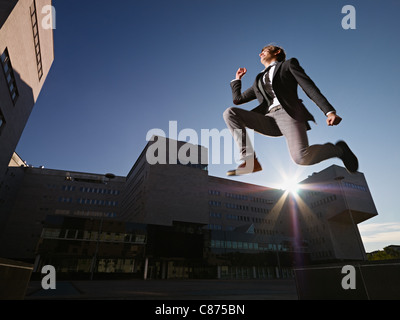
295, 165, 378, 261
0, 0, 54, 183
0, 163, 125, 261
121, 135, 209, 226
0, 137, 379, 279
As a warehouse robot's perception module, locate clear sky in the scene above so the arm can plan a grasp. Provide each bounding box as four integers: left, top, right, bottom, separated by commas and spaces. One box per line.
16, 0, 400, 252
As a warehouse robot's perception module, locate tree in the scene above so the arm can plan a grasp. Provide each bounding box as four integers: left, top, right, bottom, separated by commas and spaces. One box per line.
367, 246, 400, 261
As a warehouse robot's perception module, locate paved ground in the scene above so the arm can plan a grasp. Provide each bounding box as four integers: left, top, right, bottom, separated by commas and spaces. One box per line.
25, 278, 298, 300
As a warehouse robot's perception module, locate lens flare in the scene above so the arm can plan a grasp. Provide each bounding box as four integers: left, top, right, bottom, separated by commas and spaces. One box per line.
281, 177, 300, 195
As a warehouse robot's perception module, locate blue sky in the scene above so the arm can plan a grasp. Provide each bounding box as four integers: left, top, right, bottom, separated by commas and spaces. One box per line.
16, 0, 400, 252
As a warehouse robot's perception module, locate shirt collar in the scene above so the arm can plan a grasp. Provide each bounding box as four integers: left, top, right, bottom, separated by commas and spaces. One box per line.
262, 60, 278, 72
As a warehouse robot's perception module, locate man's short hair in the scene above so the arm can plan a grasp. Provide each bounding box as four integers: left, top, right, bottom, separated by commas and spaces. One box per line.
262, 44, 286, 62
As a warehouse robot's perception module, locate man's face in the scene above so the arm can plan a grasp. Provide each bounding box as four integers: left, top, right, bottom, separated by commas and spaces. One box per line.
259, 47, 279, 64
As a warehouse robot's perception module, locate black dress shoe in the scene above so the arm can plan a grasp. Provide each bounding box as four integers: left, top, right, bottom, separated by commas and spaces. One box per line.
336, 141, 358, 173
227, 158, 262, 176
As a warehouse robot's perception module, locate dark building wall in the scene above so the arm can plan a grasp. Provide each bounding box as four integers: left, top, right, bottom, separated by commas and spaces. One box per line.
0, 166, 125, 261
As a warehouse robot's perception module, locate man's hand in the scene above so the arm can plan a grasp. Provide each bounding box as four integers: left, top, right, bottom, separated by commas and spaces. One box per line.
235, 67, 247, 80
326, 112, 342, 126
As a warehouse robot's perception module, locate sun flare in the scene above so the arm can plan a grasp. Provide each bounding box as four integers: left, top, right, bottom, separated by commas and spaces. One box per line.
281, 177, 300, 195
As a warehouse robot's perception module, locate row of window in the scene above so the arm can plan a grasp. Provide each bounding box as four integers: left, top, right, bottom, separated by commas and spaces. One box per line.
58, 197, 73, 203
304, 224, 326, 234
311, 250, 333, 259
211, 239, 260, 250
303, 211, 324, 221
310, 195, 337, 209
304, 190, 324, 198
251, 207, 270, 213
254, 229, 279, 236
209, 200, 221, 206
308, 236, 327, 245
226, 214, 251, 222
77, 198, 118, 207
41, 228, 146, 244
211, 240, 287, 252
225, 202, 250, 211
53, 209, 117, 218
208, 190, 274, 204
207, 223, 279, 236
229, 214, 274, 225
41, 228, 287, 252
207, 224, 222, 230
225, 192, 249, 201
39, 208, 117, 218
209, 212, 221, 218
211, 212, 275, 225
303, 182, 367, 201
209, 201, 270, 214
58, 197, 118, 207
343, 181, 368, 192
61, 185, 120, 195
74, 210, 117, 218
1, 48, 18, 104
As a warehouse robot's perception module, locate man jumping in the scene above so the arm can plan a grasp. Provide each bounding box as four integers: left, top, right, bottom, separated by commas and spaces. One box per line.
223, 44, 358, 176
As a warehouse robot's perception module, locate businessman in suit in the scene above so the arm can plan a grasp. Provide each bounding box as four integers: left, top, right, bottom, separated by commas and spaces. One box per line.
223, 44, 358, 176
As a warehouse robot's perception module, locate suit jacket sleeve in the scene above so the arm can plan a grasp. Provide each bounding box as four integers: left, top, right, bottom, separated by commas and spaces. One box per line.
230, 79, 257, 105
289, 58, 336, 115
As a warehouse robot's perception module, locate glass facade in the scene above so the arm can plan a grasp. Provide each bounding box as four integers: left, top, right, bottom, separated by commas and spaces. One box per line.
35, 215, 147, 277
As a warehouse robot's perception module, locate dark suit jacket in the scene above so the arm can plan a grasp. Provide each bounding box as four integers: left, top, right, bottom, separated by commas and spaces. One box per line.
230, 58, 336, 133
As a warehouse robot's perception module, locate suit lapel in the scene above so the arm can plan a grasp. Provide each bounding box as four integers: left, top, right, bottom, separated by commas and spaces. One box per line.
255, 70, 265, 83
272, 61, 283, 79
256, 72, 270, 103
255, 61, 283, 105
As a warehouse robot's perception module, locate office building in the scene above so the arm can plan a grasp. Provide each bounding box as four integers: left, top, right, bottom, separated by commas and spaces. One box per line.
0, 161, 125, 261
294, 165, 378, 261
0, 137, 379, 279
0, 0, 54, 183
121, 135, 209, 226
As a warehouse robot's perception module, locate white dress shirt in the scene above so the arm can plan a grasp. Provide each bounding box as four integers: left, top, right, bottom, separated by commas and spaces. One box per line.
261, 61, 281, 112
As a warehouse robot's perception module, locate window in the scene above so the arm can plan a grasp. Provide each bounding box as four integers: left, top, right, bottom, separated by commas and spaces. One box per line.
30, 1, 43, 80
208, 190, 220, 196
62, 185, 76, 191
209, 212, 221, 218
42, 228, 60, 238
1, 48, 19, 104
209, 200, 221, 207
59, 196, 72, 203
66, 229, 77, 239
343, 181, 367, 192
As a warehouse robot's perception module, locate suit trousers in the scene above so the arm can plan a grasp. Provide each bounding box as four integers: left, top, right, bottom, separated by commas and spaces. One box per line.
223, 106, 342, 165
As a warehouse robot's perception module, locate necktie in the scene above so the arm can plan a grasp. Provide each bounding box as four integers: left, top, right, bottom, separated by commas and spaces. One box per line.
262, 65, 275, 99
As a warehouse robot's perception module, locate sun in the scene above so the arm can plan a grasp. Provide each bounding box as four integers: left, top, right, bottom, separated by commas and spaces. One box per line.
267, 160, 305, 196
281, 177, 300, 195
